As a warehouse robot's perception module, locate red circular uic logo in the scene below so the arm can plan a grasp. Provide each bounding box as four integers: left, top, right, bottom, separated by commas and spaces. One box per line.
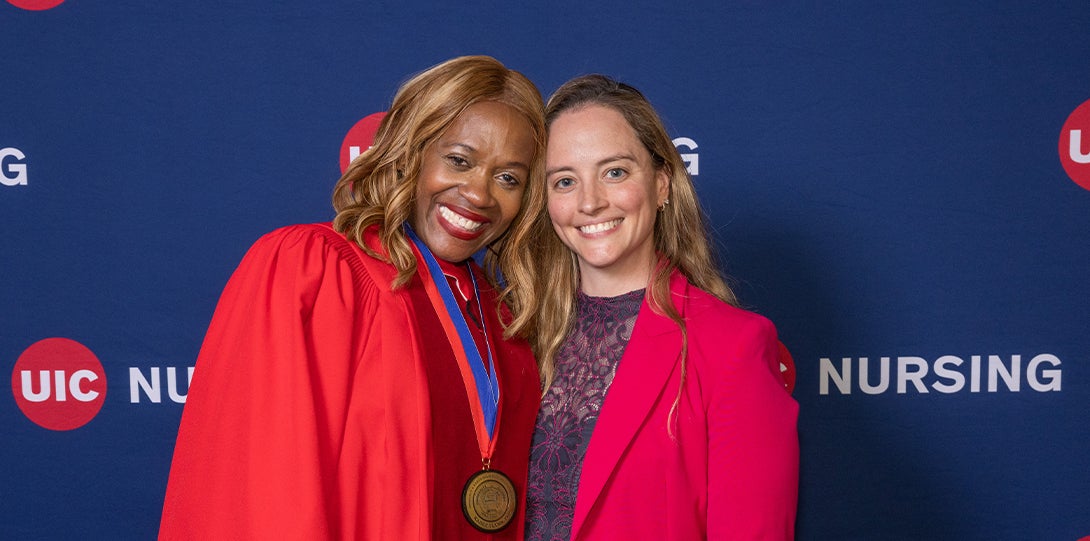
777, 340, 796, 394
339, 112, 387, 174
6, 0, 65, 10
11, 338, 107, 431
1059, 98, 1090, 192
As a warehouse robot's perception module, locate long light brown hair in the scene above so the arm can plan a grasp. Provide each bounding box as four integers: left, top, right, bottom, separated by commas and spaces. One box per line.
331, 55, 545, 296
506, 74, 738, 394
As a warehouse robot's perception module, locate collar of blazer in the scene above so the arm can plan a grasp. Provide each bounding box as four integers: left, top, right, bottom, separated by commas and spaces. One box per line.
571, 270, 689, 539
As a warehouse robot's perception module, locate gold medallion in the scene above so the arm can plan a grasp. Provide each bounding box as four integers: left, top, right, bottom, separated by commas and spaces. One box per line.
461, 468, 517, 533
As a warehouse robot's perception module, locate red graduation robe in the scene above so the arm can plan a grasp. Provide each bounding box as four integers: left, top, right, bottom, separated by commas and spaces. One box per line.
159, 223, 540, 540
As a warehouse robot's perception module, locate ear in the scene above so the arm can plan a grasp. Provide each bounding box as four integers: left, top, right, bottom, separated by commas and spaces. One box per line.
655, 166, 670, 206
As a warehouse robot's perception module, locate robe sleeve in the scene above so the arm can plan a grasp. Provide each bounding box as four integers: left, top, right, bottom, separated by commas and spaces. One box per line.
159, 224, 376, 540
706, 315, 800, 540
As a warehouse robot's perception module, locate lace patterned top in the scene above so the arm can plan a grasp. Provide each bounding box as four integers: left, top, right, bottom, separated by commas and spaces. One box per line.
524, 288, 645, 541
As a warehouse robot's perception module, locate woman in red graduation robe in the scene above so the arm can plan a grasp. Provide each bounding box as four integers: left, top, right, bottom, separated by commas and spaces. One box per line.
159, 56, 545, 540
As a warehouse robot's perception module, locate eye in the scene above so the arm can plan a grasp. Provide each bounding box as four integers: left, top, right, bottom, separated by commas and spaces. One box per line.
496, 172, 521, 188
552, 177, 575, 191
446, 154, 470, 168
605, 167, 626, 180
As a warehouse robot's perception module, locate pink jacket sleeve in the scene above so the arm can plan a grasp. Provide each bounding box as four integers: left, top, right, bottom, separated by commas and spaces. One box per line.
706, 315, 800, 540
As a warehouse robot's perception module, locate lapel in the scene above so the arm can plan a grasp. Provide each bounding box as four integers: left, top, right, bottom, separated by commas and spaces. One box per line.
570, 272, 689, 539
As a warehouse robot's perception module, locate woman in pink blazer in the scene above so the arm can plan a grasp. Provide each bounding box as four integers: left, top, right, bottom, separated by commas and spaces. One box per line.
504, 75, 799, 540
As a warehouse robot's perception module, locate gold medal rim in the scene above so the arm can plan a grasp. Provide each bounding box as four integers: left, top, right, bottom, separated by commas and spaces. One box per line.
461, 469, 517, 533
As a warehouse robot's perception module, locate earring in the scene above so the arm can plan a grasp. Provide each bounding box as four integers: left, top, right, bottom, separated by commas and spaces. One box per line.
658, 198, 670, 212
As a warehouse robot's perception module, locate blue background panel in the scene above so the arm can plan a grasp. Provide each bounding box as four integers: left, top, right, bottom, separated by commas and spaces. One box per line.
3, 2, 1088, 539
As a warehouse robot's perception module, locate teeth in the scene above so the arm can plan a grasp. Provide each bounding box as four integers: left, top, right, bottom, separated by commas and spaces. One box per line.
579, 219, 621, 234
439, 205, 483, 231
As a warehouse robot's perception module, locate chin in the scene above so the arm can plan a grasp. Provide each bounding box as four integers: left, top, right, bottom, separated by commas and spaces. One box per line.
434, 241, 483, 263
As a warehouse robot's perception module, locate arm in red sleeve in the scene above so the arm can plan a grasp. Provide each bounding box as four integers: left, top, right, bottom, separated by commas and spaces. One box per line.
159, 224, 376, 540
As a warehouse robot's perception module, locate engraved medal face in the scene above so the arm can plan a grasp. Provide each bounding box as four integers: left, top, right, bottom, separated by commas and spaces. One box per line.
461, 469, 517, 533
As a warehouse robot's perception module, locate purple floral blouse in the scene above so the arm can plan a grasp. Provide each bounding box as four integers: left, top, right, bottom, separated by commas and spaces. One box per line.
524, 288, 644, 541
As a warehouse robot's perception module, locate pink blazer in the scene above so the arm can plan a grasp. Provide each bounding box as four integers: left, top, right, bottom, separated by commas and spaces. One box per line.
570, 272, 799, 540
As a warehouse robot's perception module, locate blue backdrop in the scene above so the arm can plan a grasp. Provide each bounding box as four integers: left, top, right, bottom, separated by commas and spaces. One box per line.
3, 1, 1088, 539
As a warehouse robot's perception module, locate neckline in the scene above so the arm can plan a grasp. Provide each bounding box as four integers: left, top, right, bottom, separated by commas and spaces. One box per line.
578, 288, 646, 303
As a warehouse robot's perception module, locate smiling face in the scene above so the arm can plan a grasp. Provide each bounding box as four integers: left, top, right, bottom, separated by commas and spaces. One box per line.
545, 104, 669, 296
411, 100, 536, 262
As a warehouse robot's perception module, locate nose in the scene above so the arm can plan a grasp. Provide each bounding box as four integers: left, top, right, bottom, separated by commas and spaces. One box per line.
578, 179, 607, 215
458, 169, 495, 209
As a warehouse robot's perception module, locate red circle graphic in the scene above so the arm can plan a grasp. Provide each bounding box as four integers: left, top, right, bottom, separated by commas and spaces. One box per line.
6, 0, 65, 10
1059, 98, 1090, 193
339, 112, 387, 174
777, 340, 796, 394
11, 338, 107, 431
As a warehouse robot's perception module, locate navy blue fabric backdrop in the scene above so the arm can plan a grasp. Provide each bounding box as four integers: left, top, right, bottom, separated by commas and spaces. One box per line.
3, 2, 1089, 539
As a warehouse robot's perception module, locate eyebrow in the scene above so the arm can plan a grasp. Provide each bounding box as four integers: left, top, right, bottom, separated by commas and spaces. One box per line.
440, 142, 477, 154
546, 153, 638, 177
441, 141, 530, 171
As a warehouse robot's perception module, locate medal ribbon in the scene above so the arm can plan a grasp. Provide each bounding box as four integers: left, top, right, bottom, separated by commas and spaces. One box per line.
405, 226, 500, 455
